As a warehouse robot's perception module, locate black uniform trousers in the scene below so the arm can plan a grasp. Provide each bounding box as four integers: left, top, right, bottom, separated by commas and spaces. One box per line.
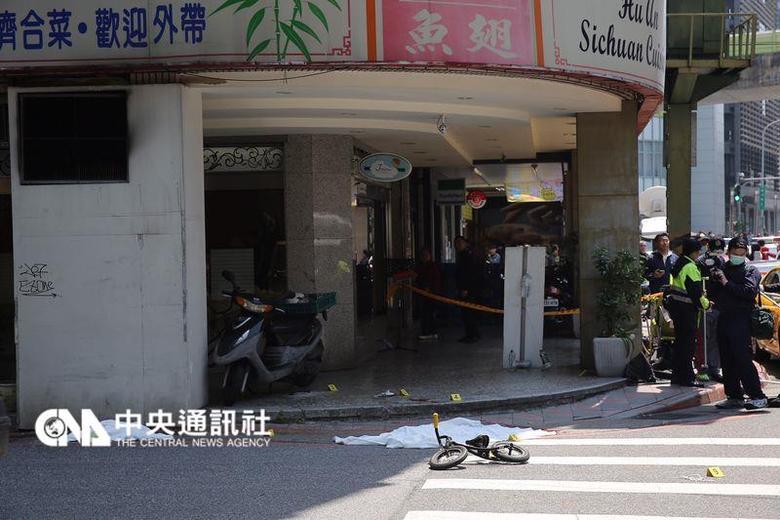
667, 302, 698, 385
717, 310, 766, 400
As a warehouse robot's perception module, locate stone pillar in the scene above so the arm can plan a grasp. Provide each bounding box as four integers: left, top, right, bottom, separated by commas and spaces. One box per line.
576, 101, 640, 370
666, 103, 693, 239
285, 135, 356, 370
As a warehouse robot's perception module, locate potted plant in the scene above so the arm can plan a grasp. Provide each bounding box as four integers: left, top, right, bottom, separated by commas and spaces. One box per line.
591, 247, 646, 377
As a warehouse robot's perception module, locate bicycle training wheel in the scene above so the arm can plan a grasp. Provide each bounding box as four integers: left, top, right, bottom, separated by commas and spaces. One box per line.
491, 442, 530, 463
428, 446, 468, 470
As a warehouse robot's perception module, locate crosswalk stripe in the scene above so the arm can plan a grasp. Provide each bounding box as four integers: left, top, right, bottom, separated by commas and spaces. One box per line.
404, 513, 776, 520
525, 456, 780, 466
422, 479, 780, 496
520, 438, 780, 446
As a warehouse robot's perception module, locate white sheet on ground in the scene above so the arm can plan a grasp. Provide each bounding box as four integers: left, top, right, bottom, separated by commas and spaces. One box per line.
67, 420, 173, 442
333, 417, 553, 449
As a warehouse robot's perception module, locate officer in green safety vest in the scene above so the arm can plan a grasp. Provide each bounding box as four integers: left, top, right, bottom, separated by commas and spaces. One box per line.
666, 237, 711, 387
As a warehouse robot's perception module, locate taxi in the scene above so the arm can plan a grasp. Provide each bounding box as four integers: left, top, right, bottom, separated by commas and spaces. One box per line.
757, 265, 780, 358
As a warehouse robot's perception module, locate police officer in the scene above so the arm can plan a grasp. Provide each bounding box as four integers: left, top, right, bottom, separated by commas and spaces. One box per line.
696, 237, 727, 381
710, 236, 768, 410
667, 238, 711, 387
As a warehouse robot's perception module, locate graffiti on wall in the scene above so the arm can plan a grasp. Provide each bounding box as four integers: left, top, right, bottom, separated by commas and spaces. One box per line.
18, 263, 58, 297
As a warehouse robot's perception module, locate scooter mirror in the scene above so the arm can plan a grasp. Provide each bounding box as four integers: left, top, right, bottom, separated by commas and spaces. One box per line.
222, 270, 236, 284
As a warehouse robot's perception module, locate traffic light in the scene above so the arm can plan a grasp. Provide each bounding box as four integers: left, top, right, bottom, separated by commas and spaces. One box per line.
734, 184, 742, 202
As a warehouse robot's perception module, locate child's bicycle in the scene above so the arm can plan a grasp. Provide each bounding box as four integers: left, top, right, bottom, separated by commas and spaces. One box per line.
428, 413, 530, 470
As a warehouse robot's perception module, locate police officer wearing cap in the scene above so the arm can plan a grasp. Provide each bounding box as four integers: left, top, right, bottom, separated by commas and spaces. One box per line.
667, 238, 711, 387
710, 236, 768, 410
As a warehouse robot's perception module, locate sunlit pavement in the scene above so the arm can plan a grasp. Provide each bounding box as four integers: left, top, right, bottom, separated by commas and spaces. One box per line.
4, 371, 780, 520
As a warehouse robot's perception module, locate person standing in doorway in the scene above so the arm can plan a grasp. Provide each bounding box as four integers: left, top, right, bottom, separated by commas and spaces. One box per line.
415, 248, 441, 341
666, 238, 711, 387
455, 236, 482, 344
710, 236, 768, 410
645, 233, 678, 294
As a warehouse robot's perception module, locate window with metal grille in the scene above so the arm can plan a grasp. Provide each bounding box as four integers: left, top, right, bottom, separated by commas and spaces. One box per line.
19, 92, 128, 184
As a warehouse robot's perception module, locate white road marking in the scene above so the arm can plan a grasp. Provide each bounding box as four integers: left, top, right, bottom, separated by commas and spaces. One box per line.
405, 513, 776, 520
422, 479, 780, 496
519, 438, 780, 446
526, 456, 780, 467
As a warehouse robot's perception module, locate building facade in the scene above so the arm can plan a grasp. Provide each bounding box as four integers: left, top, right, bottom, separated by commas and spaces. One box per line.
725, 0, 780, 234
0, 0, 665, 427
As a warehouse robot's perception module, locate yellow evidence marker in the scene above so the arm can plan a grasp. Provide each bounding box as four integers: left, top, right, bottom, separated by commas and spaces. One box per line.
707, 467, 725, 478
507, 433, 522, 442
328, 384, 338, 392
450, 393, 462, 402
399, 388, 410, 397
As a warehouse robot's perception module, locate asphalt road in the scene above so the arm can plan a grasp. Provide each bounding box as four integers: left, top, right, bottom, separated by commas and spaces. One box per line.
3, 386, 780, 520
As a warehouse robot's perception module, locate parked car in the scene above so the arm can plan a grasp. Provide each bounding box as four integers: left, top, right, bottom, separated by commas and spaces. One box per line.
756, 265, 780, 359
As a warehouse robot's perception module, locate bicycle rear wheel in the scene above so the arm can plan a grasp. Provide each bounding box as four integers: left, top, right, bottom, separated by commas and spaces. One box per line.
429, 446, 468, 470
491, 442, 530, 463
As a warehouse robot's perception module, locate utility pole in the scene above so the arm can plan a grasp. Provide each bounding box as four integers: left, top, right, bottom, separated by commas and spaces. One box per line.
760, 119, 780, 235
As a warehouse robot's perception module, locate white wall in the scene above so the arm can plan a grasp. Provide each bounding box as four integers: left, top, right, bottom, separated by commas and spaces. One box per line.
691, 104, 726, 234
11, 85, 207, 428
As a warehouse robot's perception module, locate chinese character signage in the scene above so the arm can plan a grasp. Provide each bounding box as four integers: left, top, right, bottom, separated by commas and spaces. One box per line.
0, 1, 664, 96
382, 0, 535, 66
539, 0, 666, 92
0, 0, 354, 67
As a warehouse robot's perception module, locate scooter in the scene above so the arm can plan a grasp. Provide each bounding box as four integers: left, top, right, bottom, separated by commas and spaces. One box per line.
212, 271, 334, 405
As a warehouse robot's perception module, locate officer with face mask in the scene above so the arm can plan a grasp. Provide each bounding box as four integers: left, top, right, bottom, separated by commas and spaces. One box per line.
710, 236, 768, 410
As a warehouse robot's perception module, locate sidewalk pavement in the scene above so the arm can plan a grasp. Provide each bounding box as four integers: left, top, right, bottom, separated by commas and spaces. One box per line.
223, 326, 730, 424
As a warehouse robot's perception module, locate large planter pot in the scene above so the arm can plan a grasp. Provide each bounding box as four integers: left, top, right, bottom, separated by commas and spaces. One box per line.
593, 337, 631, 377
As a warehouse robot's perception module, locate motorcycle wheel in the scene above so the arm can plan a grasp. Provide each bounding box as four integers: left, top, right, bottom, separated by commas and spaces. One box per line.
223, 361, 250, 406
491, 442, 530, 463
428, 446, 468, 470
292, 340, 324, 387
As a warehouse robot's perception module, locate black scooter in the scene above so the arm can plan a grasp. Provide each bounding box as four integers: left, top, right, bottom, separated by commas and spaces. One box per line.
212, 271, 333, 405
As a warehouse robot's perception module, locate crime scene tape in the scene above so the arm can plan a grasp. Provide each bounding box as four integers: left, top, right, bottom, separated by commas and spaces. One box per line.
388, 282, 581, 317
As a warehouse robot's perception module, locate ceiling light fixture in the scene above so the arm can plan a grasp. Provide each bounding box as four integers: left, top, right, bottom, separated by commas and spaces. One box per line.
275, 90, 293, 95
457, 96, 474, 100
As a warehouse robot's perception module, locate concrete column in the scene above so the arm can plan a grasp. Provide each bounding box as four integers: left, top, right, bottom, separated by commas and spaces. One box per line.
11, 85, 207, 428
666, 103, 694, 239
285, 135, 356, 370
576, 100, 640, 370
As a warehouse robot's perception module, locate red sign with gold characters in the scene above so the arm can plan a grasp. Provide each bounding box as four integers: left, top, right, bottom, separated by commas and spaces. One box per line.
467, 190, 487, 209
382, 0, 535, 66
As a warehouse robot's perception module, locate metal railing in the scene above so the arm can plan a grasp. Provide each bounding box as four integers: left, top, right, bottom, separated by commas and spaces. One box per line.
667, 12, 757, 67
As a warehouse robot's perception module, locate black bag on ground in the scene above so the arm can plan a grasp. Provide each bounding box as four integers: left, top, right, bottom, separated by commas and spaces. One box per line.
751, 307, 775, 340
624, 352, 656, 383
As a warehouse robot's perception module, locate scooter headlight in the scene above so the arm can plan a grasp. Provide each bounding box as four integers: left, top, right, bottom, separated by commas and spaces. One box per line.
235, 296, 273, 314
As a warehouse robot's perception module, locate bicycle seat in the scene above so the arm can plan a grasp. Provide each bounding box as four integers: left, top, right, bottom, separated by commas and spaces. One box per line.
465, 434, 489, 448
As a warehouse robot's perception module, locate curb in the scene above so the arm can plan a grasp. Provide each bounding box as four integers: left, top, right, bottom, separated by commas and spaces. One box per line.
608, 383, 726, 420
264, 379, 628, 423
0, 400, 9, 457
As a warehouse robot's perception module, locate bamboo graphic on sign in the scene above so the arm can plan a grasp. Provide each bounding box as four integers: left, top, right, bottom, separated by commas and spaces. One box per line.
211, 0, 341, 62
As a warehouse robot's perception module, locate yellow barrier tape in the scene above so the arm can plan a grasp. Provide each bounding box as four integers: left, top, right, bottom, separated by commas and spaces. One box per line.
389, 282, 581, 317
642, 292, 664, 302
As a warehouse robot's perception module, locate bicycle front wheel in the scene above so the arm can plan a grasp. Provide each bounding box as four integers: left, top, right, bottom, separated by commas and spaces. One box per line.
429, 446, 468, 470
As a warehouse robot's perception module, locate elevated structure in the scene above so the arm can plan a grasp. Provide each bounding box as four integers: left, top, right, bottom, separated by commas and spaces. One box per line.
665, 5, 756, 239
